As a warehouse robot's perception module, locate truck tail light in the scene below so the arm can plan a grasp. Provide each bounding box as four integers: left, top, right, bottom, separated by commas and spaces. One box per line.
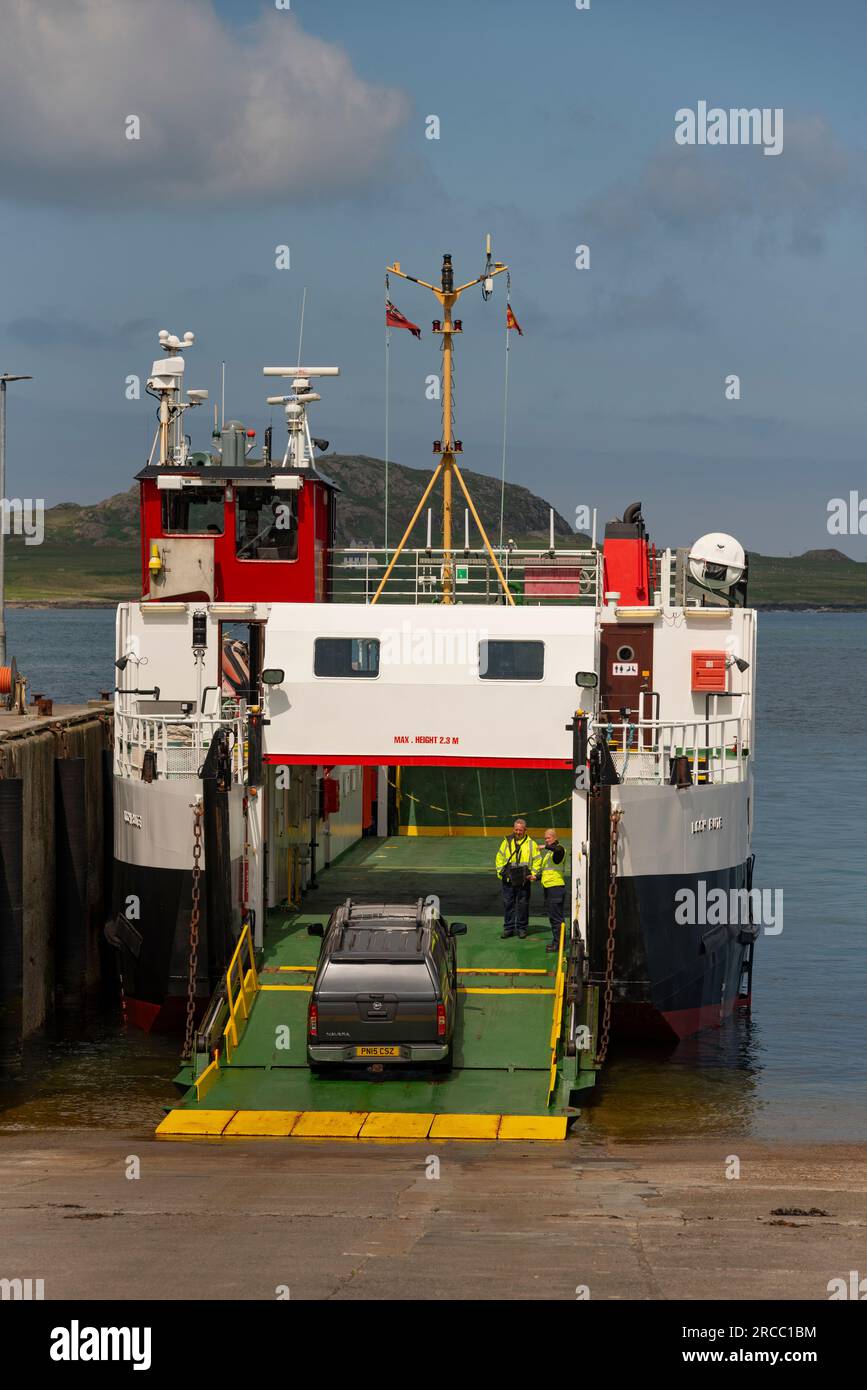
436, 1003, 446, 1037
308, 1003, 318, 1039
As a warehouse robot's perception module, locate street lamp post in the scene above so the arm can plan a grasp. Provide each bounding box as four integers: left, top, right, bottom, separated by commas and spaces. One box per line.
0, 373, 33, 668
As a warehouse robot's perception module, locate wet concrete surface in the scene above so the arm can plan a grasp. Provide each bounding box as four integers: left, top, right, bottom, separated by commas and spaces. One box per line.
1, 1130, 864, 1300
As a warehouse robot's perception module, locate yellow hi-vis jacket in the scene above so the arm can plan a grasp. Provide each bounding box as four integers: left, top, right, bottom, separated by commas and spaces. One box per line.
495, 834, 540, 878
538, 842, 568, 888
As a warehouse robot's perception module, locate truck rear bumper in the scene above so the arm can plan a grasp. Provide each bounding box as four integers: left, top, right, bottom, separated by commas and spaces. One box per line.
307, 1042, 450, 1065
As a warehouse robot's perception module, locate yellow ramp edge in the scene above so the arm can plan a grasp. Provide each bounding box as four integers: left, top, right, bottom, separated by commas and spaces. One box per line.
359, 1111, 435, 1139
155, 1109, 568, 1141
498, 1114, 568, 1141
223, 1110, 302, 1137
291, 1110, 369, 1138
155, 1109, 236, 1138
429, 1113, 501, 1140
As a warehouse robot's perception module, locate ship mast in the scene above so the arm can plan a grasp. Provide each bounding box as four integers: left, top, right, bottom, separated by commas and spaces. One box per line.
372, 235, 514, 605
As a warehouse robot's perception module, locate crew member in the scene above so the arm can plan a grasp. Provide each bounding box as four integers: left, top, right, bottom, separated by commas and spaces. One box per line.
538, 827, 569, 953
495, 818, 540, 939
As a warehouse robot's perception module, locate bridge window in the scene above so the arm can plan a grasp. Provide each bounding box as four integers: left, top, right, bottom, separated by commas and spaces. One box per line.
161, 487, 224, 535
236, 487, 298, 562
479, 639, 544, 681
314, 638, 380, 678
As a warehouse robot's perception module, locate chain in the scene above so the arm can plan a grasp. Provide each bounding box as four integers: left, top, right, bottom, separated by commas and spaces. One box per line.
595, 806, 622, 1065
182, 802, 204, 1061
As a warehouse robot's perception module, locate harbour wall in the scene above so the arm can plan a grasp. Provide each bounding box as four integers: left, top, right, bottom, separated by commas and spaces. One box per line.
0, 706, 113, 1049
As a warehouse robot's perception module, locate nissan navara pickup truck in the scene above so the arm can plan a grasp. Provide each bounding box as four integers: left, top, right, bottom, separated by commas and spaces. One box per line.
306, 897, 467, 1070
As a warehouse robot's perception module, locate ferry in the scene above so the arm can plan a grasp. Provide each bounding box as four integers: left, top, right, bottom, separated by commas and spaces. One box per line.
108, 240, 758, 1139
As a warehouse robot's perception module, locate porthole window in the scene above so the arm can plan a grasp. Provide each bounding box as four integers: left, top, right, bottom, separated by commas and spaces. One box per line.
616, 645, 635, 662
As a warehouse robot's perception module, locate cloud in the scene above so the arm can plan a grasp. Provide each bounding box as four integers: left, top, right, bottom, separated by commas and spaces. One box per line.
584, 276, 706, 335
4, 314, 154, 349
625, 410, 784, 438
0, 0, 411, 207
583, 115, 867, 255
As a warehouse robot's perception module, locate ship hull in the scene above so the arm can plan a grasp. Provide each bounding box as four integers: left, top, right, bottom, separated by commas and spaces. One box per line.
108, 776, 243, 1032
591, 776, 756, 1044
611, 863, 754, 1042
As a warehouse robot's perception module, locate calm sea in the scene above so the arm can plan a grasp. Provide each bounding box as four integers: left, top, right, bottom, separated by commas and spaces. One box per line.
2, 608, 865, 1139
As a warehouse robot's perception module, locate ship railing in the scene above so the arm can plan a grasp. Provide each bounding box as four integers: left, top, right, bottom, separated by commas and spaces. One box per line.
114, 707, 248, 783
327, 546, 601, 605
600, 714, 751, 785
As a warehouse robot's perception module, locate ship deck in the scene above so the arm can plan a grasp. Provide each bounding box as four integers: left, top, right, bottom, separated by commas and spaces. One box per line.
158, 836, 592, 1141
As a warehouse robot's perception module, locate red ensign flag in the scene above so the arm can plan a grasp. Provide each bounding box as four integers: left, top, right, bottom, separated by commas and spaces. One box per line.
386, 299, 421, 339
506, 303, 523, 335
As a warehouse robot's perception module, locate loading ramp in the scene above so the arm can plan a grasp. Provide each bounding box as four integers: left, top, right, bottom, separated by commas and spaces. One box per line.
157, 836, 598, 1141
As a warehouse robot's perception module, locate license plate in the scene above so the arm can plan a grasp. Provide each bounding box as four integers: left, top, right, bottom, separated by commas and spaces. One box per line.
355, 1046, 401, 1058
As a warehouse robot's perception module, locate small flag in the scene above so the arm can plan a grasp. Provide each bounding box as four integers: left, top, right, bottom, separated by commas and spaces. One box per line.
386, 299, 421, 339
506, 303, 523, 335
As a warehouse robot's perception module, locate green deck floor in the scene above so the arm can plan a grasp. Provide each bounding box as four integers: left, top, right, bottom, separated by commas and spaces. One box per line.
172, 836, 572, 1119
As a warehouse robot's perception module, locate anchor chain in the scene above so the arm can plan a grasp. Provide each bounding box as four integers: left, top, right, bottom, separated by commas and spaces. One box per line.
182, 802, 204, 1061
595, 806, 622, 1065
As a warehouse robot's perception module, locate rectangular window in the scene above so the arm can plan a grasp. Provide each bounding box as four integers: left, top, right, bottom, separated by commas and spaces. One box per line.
479, 639, 544, 681
314, 637, 380, 678
236, 487, 298, 562
161, 488, 225, 536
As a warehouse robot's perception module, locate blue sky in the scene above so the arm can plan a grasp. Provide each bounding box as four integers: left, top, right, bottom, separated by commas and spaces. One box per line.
2, 0, 866, 556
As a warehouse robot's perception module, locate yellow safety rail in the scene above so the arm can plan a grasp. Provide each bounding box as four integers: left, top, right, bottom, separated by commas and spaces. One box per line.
222, 920, 259, 1063
547, 922, 566, 1103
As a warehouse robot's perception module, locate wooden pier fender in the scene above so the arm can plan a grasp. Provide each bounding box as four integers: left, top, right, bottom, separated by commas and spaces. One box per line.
0, 770, 24, 1055
54, 754, 89, 1006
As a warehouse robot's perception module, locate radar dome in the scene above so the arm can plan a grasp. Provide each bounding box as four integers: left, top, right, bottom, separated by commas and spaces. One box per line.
688, 532, 746, 590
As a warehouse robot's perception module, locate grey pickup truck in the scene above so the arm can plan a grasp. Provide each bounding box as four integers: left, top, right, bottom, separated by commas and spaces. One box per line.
306, 897, 467, 1070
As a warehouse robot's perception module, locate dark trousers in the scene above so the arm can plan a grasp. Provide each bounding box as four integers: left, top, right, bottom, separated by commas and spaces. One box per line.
543, 885, 567, 941
501, 880, 531, 935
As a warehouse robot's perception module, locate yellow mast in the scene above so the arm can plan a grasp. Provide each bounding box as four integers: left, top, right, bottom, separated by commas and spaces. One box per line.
371, 236, 514, 605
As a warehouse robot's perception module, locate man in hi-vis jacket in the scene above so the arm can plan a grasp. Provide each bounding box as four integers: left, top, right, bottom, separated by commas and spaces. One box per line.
537, 828, 569, 953
495, 818, 540, 939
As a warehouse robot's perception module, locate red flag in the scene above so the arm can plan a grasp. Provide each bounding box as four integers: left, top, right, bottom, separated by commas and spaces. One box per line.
386, 299, 421, 339
506, 303, 523, 335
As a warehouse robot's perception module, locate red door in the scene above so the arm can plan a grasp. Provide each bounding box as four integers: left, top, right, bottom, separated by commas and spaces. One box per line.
599, 624, 654, 725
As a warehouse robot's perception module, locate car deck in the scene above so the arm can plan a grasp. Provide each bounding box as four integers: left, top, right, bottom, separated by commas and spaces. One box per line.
158, 835, 584, 1140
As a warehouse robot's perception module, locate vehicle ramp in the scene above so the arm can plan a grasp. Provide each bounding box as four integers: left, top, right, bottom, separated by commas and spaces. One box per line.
157, 836, 595, 1141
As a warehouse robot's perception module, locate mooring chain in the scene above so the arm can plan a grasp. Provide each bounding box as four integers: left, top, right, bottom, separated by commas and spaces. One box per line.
595, 806, 623, 1065
182, 802, 204, 1061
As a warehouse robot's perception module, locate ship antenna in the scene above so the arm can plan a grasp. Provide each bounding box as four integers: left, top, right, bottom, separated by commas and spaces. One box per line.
296, 288, 307, 374
145, 331, 208, 466
370, 234, 514, 606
